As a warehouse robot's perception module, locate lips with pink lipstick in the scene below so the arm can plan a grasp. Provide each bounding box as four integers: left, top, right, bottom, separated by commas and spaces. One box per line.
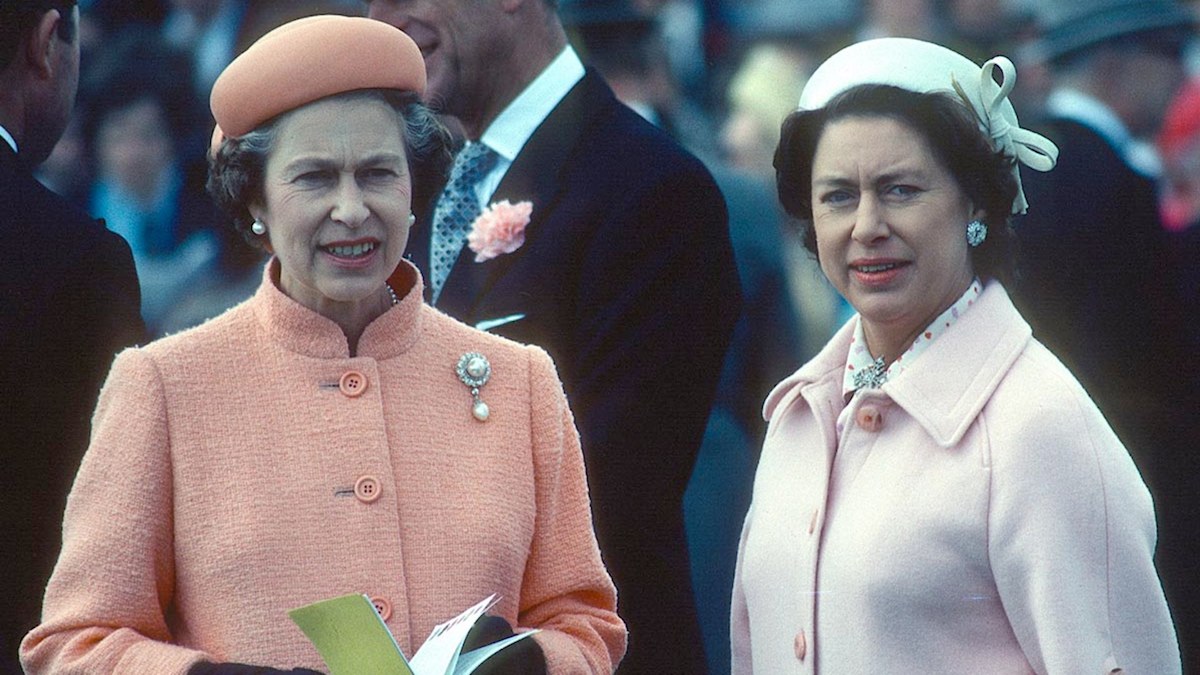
850, 258, 909, 285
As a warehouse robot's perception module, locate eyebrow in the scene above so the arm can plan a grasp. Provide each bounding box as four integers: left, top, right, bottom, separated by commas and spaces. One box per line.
813, 168, 929, 190
283, 152, 407, 173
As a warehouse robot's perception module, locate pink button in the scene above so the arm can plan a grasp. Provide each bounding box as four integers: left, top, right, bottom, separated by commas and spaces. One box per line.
856, 405, 883, 432
354, 475, 382, 503
794, 629, 807, 661
370, 596, 392, 621
808, 508, 820, 535
339, 371, 368, 397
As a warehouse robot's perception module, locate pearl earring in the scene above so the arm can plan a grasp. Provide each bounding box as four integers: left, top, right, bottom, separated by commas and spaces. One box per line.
407, 213, 416, 226
966, 219, 987, 247
251, 220, 266, 235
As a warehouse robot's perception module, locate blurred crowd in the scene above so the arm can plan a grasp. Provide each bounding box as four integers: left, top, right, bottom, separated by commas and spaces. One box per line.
31, 0, 1200, 672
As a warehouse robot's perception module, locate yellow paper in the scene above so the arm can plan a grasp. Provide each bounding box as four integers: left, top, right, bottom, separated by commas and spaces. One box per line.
288, 594, 414, 675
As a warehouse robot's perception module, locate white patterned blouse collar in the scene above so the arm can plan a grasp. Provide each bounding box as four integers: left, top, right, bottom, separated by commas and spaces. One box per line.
842, 278, 984, 397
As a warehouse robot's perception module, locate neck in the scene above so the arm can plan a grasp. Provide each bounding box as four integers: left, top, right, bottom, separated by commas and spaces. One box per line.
462, 23, 567, 139
860, 275, 974, 366
331, 289, 394, 357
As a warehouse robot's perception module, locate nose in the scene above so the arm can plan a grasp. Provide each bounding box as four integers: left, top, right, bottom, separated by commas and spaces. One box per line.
331, 177, 369, 228
851, 194, 888, 244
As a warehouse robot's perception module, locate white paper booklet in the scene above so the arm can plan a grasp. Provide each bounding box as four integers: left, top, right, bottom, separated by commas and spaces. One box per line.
289, 593, 539, 675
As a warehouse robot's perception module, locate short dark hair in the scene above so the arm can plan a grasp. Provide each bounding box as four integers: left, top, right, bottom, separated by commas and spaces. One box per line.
774, 84, 1020, 285
207, 90, 451, 248
0, 0, 78, 70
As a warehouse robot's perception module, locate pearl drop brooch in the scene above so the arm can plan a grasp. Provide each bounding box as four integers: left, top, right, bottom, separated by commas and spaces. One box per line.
456, 352, 492, 421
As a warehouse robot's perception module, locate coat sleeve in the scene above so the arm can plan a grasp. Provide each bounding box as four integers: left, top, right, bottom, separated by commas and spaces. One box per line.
517, 346, 627, 673
987, 370, 1181, 674
20, 349, 209, 675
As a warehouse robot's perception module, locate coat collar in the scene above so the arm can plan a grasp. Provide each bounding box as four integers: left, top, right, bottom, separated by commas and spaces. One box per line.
764, 282, 1032, 446
251, 258, 426, 360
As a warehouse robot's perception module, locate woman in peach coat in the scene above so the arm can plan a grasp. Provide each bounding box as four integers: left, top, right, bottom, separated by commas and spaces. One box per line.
732, 38, 1180, 673
21, 16, 624, 675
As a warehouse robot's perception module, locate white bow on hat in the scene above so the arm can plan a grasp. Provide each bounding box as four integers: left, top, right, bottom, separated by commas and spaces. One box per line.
798, 37, 1059, 214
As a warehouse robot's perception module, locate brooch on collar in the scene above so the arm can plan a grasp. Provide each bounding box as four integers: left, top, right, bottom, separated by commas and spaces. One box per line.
456, 352, 492, 421
852, 356, 889, 390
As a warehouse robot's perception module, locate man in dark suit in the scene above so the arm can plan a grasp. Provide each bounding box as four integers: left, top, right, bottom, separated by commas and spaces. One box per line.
0, 2, 144, 671
1014, 0, 1200, 668
367, 2, 740, 671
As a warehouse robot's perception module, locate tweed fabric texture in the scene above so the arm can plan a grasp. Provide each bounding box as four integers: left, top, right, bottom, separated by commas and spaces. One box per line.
21, 260, 625, 675
429, 142, 499, 303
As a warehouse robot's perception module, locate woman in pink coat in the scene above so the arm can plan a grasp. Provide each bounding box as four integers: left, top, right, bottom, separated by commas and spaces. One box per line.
21, 16, 625, 675
731, 38, 1181, 673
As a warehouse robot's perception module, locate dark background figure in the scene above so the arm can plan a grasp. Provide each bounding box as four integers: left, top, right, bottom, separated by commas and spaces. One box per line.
1012, 0, 1200, 667
77, 27, 222, 336
0, 1, 144, 672
365, 1, 742, 672
559, 4, 807, 671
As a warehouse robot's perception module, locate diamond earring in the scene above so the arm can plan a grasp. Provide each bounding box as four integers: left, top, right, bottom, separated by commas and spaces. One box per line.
251, 220, 267, 235
966, 219, 987, 247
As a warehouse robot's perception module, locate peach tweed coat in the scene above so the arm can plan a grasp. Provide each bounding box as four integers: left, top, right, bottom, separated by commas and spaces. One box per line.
732, 281, 1179, 674
22, 260, 626, 674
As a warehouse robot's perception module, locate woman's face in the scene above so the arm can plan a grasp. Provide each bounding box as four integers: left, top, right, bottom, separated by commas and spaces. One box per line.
810, 115, 978, 350
251, 96, 412, 316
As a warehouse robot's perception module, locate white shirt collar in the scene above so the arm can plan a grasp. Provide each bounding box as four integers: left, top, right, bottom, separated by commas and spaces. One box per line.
480, 46, 585, 163
0, 124, 18, 153
1046, 87, 1162, 177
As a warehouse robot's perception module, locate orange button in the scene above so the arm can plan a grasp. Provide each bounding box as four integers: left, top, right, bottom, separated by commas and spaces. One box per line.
354, 475, 382, 503
856, 405, 882, 432
794, 628, 807, 661
370, 596, 392, 621
339, 371, 368, 397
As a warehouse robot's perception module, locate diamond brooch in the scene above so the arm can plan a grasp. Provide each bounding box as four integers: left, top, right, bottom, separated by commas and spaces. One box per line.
456, 352, 492, 422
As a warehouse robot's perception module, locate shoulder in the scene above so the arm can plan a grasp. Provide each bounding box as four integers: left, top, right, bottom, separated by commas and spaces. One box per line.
560, 74, 717, 191
982, 339, 1146, 495
137, 300, 258, 366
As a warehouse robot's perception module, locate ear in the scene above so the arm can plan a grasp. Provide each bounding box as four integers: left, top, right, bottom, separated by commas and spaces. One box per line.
24, 9, 63, 80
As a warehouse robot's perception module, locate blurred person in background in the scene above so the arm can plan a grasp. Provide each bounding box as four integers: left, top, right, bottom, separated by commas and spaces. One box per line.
79, 27, 221, 336
0, 0, 144, 670
718, 34, 852, 360
561, 5, 807, 670
855, 0, 944, 42
1012, 2, 1200, 665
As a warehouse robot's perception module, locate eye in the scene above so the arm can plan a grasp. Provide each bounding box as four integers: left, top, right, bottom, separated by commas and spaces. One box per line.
294, 170, 332, 185
884, 184, 921, 198
361, 167, 399, 180
819, 188, 855, 207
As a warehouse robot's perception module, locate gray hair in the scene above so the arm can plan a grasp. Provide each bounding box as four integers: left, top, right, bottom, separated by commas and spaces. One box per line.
206, 89, 450, 247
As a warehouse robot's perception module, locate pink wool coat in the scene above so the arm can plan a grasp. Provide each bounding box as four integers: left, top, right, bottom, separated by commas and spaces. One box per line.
732, 282, 1179, 674
22, 260, 626, 674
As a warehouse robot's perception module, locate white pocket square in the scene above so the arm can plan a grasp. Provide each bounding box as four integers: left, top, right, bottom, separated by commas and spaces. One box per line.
474, 313, 526, 332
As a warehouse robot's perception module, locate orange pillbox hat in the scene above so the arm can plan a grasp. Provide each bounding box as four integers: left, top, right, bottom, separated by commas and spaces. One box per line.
210, 15, 425, 140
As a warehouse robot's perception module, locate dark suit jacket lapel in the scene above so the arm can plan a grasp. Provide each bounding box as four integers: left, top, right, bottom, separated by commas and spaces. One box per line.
436, 71, 615, 319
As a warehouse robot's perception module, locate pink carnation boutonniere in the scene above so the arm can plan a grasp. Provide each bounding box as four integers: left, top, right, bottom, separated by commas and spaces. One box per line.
467, 200, 533, 262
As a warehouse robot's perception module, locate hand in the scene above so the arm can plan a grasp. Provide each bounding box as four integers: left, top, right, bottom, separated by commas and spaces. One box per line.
462, 615, 547, 675
187, 663, 324, 675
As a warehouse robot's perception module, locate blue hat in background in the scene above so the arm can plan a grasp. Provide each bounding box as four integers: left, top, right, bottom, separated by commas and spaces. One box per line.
1032, 0, 1194, 62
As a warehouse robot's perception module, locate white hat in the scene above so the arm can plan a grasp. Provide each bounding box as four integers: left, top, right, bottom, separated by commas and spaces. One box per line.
799, 37, 1058, 214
